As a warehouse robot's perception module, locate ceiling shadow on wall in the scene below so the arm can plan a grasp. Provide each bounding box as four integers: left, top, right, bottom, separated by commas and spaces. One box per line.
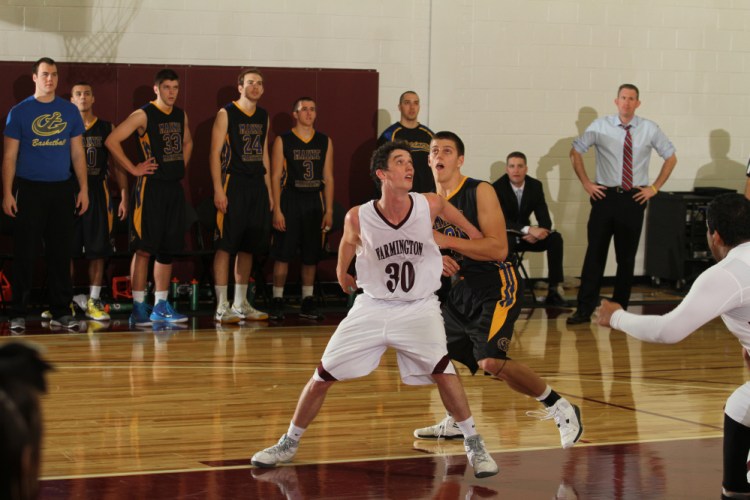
693, 129, 745, 193
62, 0, 142, 62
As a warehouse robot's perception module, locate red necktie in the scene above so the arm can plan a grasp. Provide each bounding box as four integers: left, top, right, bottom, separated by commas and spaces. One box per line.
621, 124, 633, 190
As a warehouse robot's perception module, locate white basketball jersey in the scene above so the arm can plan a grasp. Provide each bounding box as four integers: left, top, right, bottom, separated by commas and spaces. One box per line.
356, 193, 442, 300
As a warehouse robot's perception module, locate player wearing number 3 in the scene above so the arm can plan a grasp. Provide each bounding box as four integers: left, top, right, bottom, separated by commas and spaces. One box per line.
251, 141, 499, 478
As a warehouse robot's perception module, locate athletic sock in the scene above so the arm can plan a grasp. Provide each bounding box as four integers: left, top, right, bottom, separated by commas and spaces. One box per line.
234, 284, 248, 307
301, 285, 314, 299
536, 385, 562, 407
273, 286, 284, 299
456, 416, 477, 438
90, 286, 101, 300
133, 291, 145, 304
154, 291, 168, 303
287, 422, 306, 441
215, 285, 228, 305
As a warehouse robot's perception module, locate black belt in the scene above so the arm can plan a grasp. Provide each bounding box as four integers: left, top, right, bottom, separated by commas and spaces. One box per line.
599, 185, 645, 193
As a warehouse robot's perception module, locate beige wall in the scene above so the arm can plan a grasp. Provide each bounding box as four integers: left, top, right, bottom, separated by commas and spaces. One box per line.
2, 0, 748, 279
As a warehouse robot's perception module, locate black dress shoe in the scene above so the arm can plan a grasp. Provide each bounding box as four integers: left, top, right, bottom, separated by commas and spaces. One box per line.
545, 291, 572, 308
566, 310, 591, 325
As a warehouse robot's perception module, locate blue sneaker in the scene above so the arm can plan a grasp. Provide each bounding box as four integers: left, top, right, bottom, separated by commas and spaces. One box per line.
129, 302, 153, 327
150, 300, 188, 323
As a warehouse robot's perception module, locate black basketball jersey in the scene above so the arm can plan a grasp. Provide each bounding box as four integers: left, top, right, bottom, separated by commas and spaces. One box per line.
377, 123, 435, 193
433, 177, 504, 276
81, 118, 111, 181
136, 102, 186, 181
221, 102, 268, 179
280, 129, 329, 192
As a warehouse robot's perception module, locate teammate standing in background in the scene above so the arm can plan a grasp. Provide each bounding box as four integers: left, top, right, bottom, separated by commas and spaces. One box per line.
269, 97, 333, 321
377, 91, 435, 194
105, 68, 193, 327
209, 68, 272, 324
67, 82, 128, 322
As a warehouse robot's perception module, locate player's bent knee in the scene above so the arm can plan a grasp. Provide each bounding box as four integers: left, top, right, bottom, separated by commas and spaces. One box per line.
478, 358, 507, 378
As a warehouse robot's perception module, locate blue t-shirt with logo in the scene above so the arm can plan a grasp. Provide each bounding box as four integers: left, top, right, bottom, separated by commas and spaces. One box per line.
4, 95, 85, 181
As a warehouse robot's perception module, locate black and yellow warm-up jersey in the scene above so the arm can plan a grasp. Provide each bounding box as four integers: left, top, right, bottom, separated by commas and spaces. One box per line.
280, 129, 329, 192
81, 118, 112, 182
433, 176, 506, 276
136, 102, 186, 181
221, 102, 268, 180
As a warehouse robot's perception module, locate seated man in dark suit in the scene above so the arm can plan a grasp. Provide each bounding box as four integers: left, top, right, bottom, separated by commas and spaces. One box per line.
493, 151, 570, 306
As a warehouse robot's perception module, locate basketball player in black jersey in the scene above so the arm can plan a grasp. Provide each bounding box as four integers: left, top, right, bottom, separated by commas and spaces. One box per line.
209, 68, 272, 324
413, 131, 584, 449
376, 91, 435, 194
105, 68, 193, 327
269, 97, 334, 321
67, 82, 128, 322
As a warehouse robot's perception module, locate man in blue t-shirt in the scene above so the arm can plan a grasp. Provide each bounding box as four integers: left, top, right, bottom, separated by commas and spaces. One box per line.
2, 57, 89, 331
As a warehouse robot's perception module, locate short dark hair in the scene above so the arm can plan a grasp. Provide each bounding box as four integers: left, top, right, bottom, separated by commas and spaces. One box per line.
238, 68, 263, 86
618, 83, 639, 100
706, 193, 750, 247
432, 131, 465, 157
506, 151, 527, 164
154, 68, 179, 86
32, 57, 55, 75
292, 97, 315, 113
71, 81, 92, 92
399, 91, 418, 104
370, 141, 410, 188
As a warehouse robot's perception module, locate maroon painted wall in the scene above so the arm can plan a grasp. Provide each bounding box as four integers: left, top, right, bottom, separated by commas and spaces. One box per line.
0, 61, 378, 206
0, 62, 379, 286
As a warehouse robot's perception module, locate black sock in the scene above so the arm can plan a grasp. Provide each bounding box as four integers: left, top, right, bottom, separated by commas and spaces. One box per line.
723, 413, 750, 494
541, 390, 562, 408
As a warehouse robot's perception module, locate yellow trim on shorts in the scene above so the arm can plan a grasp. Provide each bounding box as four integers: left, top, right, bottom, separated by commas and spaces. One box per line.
487, 265, 518, 342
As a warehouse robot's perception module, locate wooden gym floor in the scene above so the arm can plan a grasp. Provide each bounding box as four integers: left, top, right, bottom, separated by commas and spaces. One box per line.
0, 286, 734, 499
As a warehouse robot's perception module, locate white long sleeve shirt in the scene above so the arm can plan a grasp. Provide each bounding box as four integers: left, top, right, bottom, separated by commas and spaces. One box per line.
611, 242, 750, 348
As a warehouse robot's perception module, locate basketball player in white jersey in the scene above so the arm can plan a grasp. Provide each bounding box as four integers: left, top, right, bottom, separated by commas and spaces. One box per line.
597, 193, 750, 500
251, 141, 499, 478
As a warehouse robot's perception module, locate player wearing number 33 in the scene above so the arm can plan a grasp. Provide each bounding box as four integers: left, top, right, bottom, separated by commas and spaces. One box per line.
251, 141, 500, 478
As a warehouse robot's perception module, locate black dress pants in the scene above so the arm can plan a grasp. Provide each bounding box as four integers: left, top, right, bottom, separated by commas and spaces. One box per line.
575, 189, 646, 314
515, 231, 564, 286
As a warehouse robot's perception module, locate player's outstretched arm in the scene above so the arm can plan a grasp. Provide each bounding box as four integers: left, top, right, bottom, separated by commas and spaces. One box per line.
600, 265, 738, 344
336, 207, 361, 294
